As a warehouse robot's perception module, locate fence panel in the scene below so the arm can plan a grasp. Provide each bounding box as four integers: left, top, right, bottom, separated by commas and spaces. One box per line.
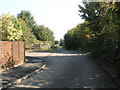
13, 41, 19, 65
1, 41, 12, 69
19, 41, 25, 64
1, 41, 25, 70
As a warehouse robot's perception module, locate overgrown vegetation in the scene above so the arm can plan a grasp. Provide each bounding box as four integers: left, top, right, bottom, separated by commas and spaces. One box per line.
64, 2, 120, 78
0, 10, 55, 49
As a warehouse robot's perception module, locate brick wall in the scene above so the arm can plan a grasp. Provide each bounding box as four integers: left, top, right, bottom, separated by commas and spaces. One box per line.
0, 41, 25, 70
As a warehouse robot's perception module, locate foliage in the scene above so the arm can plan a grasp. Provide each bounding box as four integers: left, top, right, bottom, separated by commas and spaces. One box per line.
17, 10, 55, 47
0, 10, 55, 49
0, 14, 23, 41
78, 2, 120, 65
64, 22, 91, 50
64, 2, 120, 68
33, 25, 55, 41
18, 18, 40, 47
17, 10, 36, 29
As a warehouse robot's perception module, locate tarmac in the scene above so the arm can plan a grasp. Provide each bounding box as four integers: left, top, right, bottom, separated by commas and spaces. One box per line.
1, 49, 120, 89
1, 51, 53, 89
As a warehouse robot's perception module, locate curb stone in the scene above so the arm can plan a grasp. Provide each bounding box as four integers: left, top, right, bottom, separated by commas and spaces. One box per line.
2, 61, 48, 89
2, 52, 54, 89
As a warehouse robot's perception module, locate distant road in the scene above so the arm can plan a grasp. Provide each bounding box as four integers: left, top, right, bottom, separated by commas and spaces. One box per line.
13, 49, 115, 88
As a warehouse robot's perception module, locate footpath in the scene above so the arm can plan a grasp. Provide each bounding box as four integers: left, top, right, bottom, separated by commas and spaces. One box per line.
1, 51, 53, 89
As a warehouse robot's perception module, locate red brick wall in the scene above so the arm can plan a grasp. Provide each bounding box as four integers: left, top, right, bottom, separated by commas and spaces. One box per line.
0, 41, 25, 70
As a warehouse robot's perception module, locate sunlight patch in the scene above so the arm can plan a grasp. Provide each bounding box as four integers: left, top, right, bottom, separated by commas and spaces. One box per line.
15, 85, 40, 88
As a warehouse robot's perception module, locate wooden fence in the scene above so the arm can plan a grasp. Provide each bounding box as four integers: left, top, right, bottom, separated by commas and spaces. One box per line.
0, 41, 25, 70
26, 43, 51, 50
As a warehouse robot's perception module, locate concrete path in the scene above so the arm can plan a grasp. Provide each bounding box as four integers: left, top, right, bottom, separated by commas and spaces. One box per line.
2, 51, 53, 88
12, 49, 116, 88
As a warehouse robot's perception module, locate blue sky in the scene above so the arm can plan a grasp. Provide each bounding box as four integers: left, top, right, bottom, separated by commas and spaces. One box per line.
0, 0, 84, 40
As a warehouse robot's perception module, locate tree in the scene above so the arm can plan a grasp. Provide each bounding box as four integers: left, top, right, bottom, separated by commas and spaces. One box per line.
17, 10, 36, 29
78, 2, 120, 66
64, 22, 91, 50
64, 2, 120, 68
0, 14, 23, 41
33, 25, 55, 41
18, 18, 39, 47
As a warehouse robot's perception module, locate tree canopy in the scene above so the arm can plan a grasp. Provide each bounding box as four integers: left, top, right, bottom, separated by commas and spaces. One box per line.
33, 25, 55, 41
64, 2, 120, 67
0, 14, 23, 41
17, 10, 36, 29
0, 10, 55, 48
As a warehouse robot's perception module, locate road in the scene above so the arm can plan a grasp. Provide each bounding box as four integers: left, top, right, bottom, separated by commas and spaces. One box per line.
13, 49, 115, 88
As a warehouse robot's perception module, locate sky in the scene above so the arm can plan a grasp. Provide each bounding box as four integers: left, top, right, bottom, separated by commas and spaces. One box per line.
0, 0, 84, 40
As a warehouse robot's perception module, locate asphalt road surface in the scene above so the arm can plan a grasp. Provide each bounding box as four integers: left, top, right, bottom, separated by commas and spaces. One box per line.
13, 49, 115, 88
